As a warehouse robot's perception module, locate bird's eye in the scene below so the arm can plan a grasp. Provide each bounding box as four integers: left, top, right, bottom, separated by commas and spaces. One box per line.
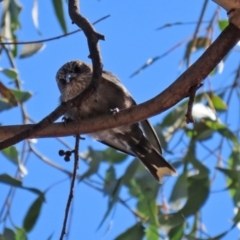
74, 65, 82, 73
59, 78, 67, 84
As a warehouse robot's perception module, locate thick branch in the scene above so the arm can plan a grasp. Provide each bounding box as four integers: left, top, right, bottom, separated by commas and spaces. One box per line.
1, 24, 240, 146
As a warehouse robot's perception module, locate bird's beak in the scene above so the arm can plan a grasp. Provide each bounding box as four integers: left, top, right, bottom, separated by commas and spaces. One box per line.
66, 73, 77, 83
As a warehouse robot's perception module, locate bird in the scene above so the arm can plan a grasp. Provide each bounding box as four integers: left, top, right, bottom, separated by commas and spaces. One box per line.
56, 60, 176, 182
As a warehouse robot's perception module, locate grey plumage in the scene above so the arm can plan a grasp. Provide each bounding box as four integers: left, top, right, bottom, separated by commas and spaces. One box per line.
56, 60, 176, 182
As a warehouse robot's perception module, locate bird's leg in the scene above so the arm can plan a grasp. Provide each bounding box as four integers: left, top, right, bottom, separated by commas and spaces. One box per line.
109, 108, 120, 119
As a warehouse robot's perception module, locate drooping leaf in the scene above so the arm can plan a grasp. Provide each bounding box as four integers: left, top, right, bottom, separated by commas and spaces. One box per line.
98, 177, 123, 229
3, 228, 15, 240
19, 43, 45, 58
204, 120, 239, 146
169, 173, 188, 210
210, 94, 227, 111
181, 174, 210, 217
102, 148, 128, 164
115, 222, 145, 240
11, 89, 32, 103
79, 147, 101, 180
0, 174, 43, 195
0, 81, 18, 106
103, 165, 117, 195
228, 147, 240, 169
0, 98, 13, 111
0, 68, 18, 79
23, 194, 45, 232
52, 0, 67, 33
0, 173, 22, 187
15, 228, 28, 240
184, 37, 211, 59
218, 19, 229, 31
145, 224, 159, 240
2, 146, 19, 165
168, 223, 184, 240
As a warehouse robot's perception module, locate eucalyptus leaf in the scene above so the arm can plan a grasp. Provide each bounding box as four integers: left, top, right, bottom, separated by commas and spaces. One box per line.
115, 223, 145, 240
19, 43, 45, 58
52, 0, 67, 33
23, 195, 45, 232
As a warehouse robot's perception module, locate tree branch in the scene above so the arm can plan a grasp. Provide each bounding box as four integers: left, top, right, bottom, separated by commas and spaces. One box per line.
0, 0, 104, 149
1, 23, 240, 148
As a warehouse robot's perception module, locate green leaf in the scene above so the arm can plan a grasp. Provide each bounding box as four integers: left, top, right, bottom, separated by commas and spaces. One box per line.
0, 81, 18, 106
210, 94, 227, 111
159, 212, 185, 232
19, 43, 44, 58
181, 174, 210, 217
168, 224, 184, 240
11, 89, 32, 103
52, 0, 67, 34
3, 228, 15, 240
0, 68, 18, 79
79, 147, 101, 180
115, 223, 145, 240
102, 148, 128, 164
0, 173, 22, 187
2, 146, 19, 165
184, 37, 210, 59
103, 165, 117, 195
228, 147, 240, 169
98, 177, 123, 229
218, 19, 229, 31
185, 122, 214, 141
145, 224, 159, 240
169, 173, 188, 209
0, 98, 13, 111
204, 120, 239, 146
23, 194, 45, 232
0, 174, 44, 196
15, 228, 28, 240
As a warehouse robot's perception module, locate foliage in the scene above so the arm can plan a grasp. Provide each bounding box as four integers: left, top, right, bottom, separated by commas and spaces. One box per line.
0, 1, 240, 240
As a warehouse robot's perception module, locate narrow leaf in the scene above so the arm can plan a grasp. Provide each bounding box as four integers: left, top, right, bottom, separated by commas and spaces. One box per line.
2, 146, 19, 165
210, 94, 227, 111
15, 228, 28, 240
52, 0, 67, 33
0, 82, 18, 106
23, 194, 45, 232
0, 68, 18, 79
115, 223, 145, 240
218, 19, 229, 31
19, 43, 44, 58
11, 89, 32, 103
3, 228, 15, 240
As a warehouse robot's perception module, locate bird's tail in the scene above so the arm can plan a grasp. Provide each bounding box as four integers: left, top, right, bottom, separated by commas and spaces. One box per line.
130, 137, 177, 182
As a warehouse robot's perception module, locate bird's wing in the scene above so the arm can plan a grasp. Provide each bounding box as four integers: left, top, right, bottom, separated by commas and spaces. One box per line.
98, 140, 135, 156
140, 120, 162, 154
98, 121, 162, 157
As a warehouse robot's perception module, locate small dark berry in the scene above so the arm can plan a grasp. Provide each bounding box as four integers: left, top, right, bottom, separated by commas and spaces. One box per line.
65, 151, 72, 156
59, 150, 65, 156
64, 156, 70, 162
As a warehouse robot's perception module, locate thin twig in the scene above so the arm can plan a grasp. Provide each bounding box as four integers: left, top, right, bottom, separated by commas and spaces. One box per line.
0, 15, 110, 45
59, 135, 80, 240
186, 0, 209, 67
